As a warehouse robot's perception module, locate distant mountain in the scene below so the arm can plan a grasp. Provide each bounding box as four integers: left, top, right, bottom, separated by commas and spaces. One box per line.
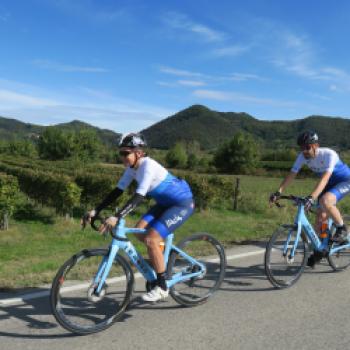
142, 105, 350, 150
0, 117, 121, 146
2, 105, 350, 150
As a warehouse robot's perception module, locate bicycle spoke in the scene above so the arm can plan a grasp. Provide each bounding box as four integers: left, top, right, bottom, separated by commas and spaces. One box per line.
51, 249, 133, 335
265, 226, 307, 288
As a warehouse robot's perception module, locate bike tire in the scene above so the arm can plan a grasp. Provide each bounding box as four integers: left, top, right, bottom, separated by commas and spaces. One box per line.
51, 248, 134, 335
167, 233, 226, 307
265, 225, 308, 289
328, 215, 350, 271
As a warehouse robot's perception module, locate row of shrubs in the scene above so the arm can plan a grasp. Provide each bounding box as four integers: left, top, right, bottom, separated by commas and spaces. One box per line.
0, 160, 238, 219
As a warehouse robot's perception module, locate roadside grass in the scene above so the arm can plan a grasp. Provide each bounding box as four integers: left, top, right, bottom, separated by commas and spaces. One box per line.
0, 205, 305, 289
2, 174, 350, 289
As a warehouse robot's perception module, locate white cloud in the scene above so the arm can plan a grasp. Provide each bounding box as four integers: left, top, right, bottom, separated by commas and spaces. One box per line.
163, 12, 226, 42
159, 66, 205, 78
193, 89, 298, 108
0, 89, 57, 108
212, 45, 250, 57
225, 73, 267, 82
263, 24, 350, 92
0, 79, 173, 133
33, 59, 109, 73
159, 65, 267, 87
177, 80, 206, 87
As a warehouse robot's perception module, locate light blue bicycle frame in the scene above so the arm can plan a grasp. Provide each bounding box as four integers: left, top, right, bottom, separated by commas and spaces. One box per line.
92, 218, 206, 295
285, 202, 350, 259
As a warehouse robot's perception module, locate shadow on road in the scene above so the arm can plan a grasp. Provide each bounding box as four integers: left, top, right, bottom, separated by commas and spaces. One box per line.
0, 292, 134, 339
223, 263, 276, 292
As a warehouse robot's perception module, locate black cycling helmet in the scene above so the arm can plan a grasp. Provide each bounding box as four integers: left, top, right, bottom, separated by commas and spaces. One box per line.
297, 130, 319, 146
119, 133, 147, 148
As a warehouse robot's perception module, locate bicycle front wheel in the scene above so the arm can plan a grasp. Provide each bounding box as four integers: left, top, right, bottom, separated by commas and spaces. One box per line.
51, 249, 134, 335
167, 233, 226, 307
265, 225, 307, 289
328, 215, 350, 271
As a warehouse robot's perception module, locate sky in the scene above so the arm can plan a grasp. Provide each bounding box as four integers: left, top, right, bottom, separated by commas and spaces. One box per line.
0, 0, 349, 133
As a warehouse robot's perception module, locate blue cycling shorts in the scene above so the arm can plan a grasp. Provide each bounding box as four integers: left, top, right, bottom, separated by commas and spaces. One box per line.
321, 180, 350, 202
141, 198, 195, 238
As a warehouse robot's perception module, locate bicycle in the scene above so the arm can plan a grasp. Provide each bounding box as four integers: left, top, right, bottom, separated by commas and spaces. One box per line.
264, 195, 350, 289
50, 216, 226, 335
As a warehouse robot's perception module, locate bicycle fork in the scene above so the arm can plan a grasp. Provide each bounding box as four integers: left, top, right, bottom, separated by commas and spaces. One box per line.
91, 245, 120, 297
283, 224, 302, 263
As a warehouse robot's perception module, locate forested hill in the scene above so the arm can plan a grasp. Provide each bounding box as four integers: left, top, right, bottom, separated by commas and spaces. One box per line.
142, 105, 350, 150
1, 105, 350, 150
0, 117, 121, 146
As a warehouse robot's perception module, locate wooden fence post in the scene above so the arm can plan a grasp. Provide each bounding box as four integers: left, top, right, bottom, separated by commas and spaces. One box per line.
233, 178, 240, 211
3, 212, 8, 230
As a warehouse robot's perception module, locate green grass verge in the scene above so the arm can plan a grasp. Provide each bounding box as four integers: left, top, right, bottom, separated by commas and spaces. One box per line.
2, 174, 350, 289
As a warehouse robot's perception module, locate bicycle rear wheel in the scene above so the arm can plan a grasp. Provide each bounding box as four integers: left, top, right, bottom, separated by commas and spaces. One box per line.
265, 225, 308, 289
51, 249, 134, 335
328, 215, 350, 271
167, 233, 226, 307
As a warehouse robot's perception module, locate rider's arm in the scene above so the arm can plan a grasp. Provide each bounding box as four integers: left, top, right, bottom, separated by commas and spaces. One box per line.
310, 171, 332, 200
115, 193, 145, 219
278, 172, 297, 193
95, 167, 135, 214
95, 187, 124, 214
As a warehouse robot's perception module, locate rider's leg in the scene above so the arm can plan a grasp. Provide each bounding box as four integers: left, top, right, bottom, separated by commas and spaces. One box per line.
141, 199, 195, 301
144, 229, 166, 275
134, 219, 149, 242
319, 192, 343, 226
308, 207, 329, 268
315, 208, 328, 235
141, 228, 169, 302
319, 191, 349, 242
135, 204, 165, 242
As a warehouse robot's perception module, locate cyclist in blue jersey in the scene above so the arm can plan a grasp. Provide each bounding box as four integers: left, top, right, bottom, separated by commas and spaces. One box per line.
86, 133, 195, 302
269, 131, 350, 268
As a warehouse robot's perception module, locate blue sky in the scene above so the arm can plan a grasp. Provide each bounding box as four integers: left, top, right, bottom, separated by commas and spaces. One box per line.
0, 0, 349, 133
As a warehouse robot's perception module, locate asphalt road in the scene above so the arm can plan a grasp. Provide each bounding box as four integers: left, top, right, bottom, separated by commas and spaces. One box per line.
1, 243, 350, 350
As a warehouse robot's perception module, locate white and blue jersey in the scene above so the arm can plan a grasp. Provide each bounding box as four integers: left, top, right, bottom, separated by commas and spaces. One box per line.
291, 147, 350, 200
117, 157, 194, 237
117, 157, 193, 206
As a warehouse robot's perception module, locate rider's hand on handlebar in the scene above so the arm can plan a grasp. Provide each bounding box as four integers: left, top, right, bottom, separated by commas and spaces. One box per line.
98, 216, 119, 235
303, 195, 315, 212
269, 191, 281, 206
80, 209, 97, 228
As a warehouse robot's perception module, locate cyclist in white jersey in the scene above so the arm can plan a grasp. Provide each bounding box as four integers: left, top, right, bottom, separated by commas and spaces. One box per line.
85, 133, 194, 302
269, 131, 350, 268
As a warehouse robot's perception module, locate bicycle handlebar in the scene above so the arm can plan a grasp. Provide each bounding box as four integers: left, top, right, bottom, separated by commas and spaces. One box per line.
273, 195, 317, 213
81, 214, 105, 232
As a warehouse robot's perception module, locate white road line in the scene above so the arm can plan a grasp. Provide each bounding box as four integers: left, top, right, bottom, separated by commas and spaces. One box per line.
0, 248, 265, 306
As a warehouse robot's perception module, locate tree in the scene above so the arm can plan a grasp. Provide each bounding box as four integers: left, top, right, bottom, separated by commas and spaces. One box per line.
166, 142, 188, 168
7, 140, 37, 157
38, 127, 74, 160
38, 127, 102, 161
214, 132, 259, 174
0, 174, 19, 230
72, 129, 102, 162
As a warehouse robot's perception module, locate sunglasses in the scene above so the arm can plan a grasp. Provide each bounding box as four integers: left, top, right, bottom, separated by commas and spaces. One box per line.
301, 144, 312, 151
119, 150, 133, 157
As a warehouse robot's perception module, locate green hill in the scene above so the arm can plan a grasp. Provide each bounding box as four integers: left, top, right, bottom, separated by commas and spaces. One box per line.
142, 105, 350, 150
1, 105, 350, 150
0, 116, 121, 147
